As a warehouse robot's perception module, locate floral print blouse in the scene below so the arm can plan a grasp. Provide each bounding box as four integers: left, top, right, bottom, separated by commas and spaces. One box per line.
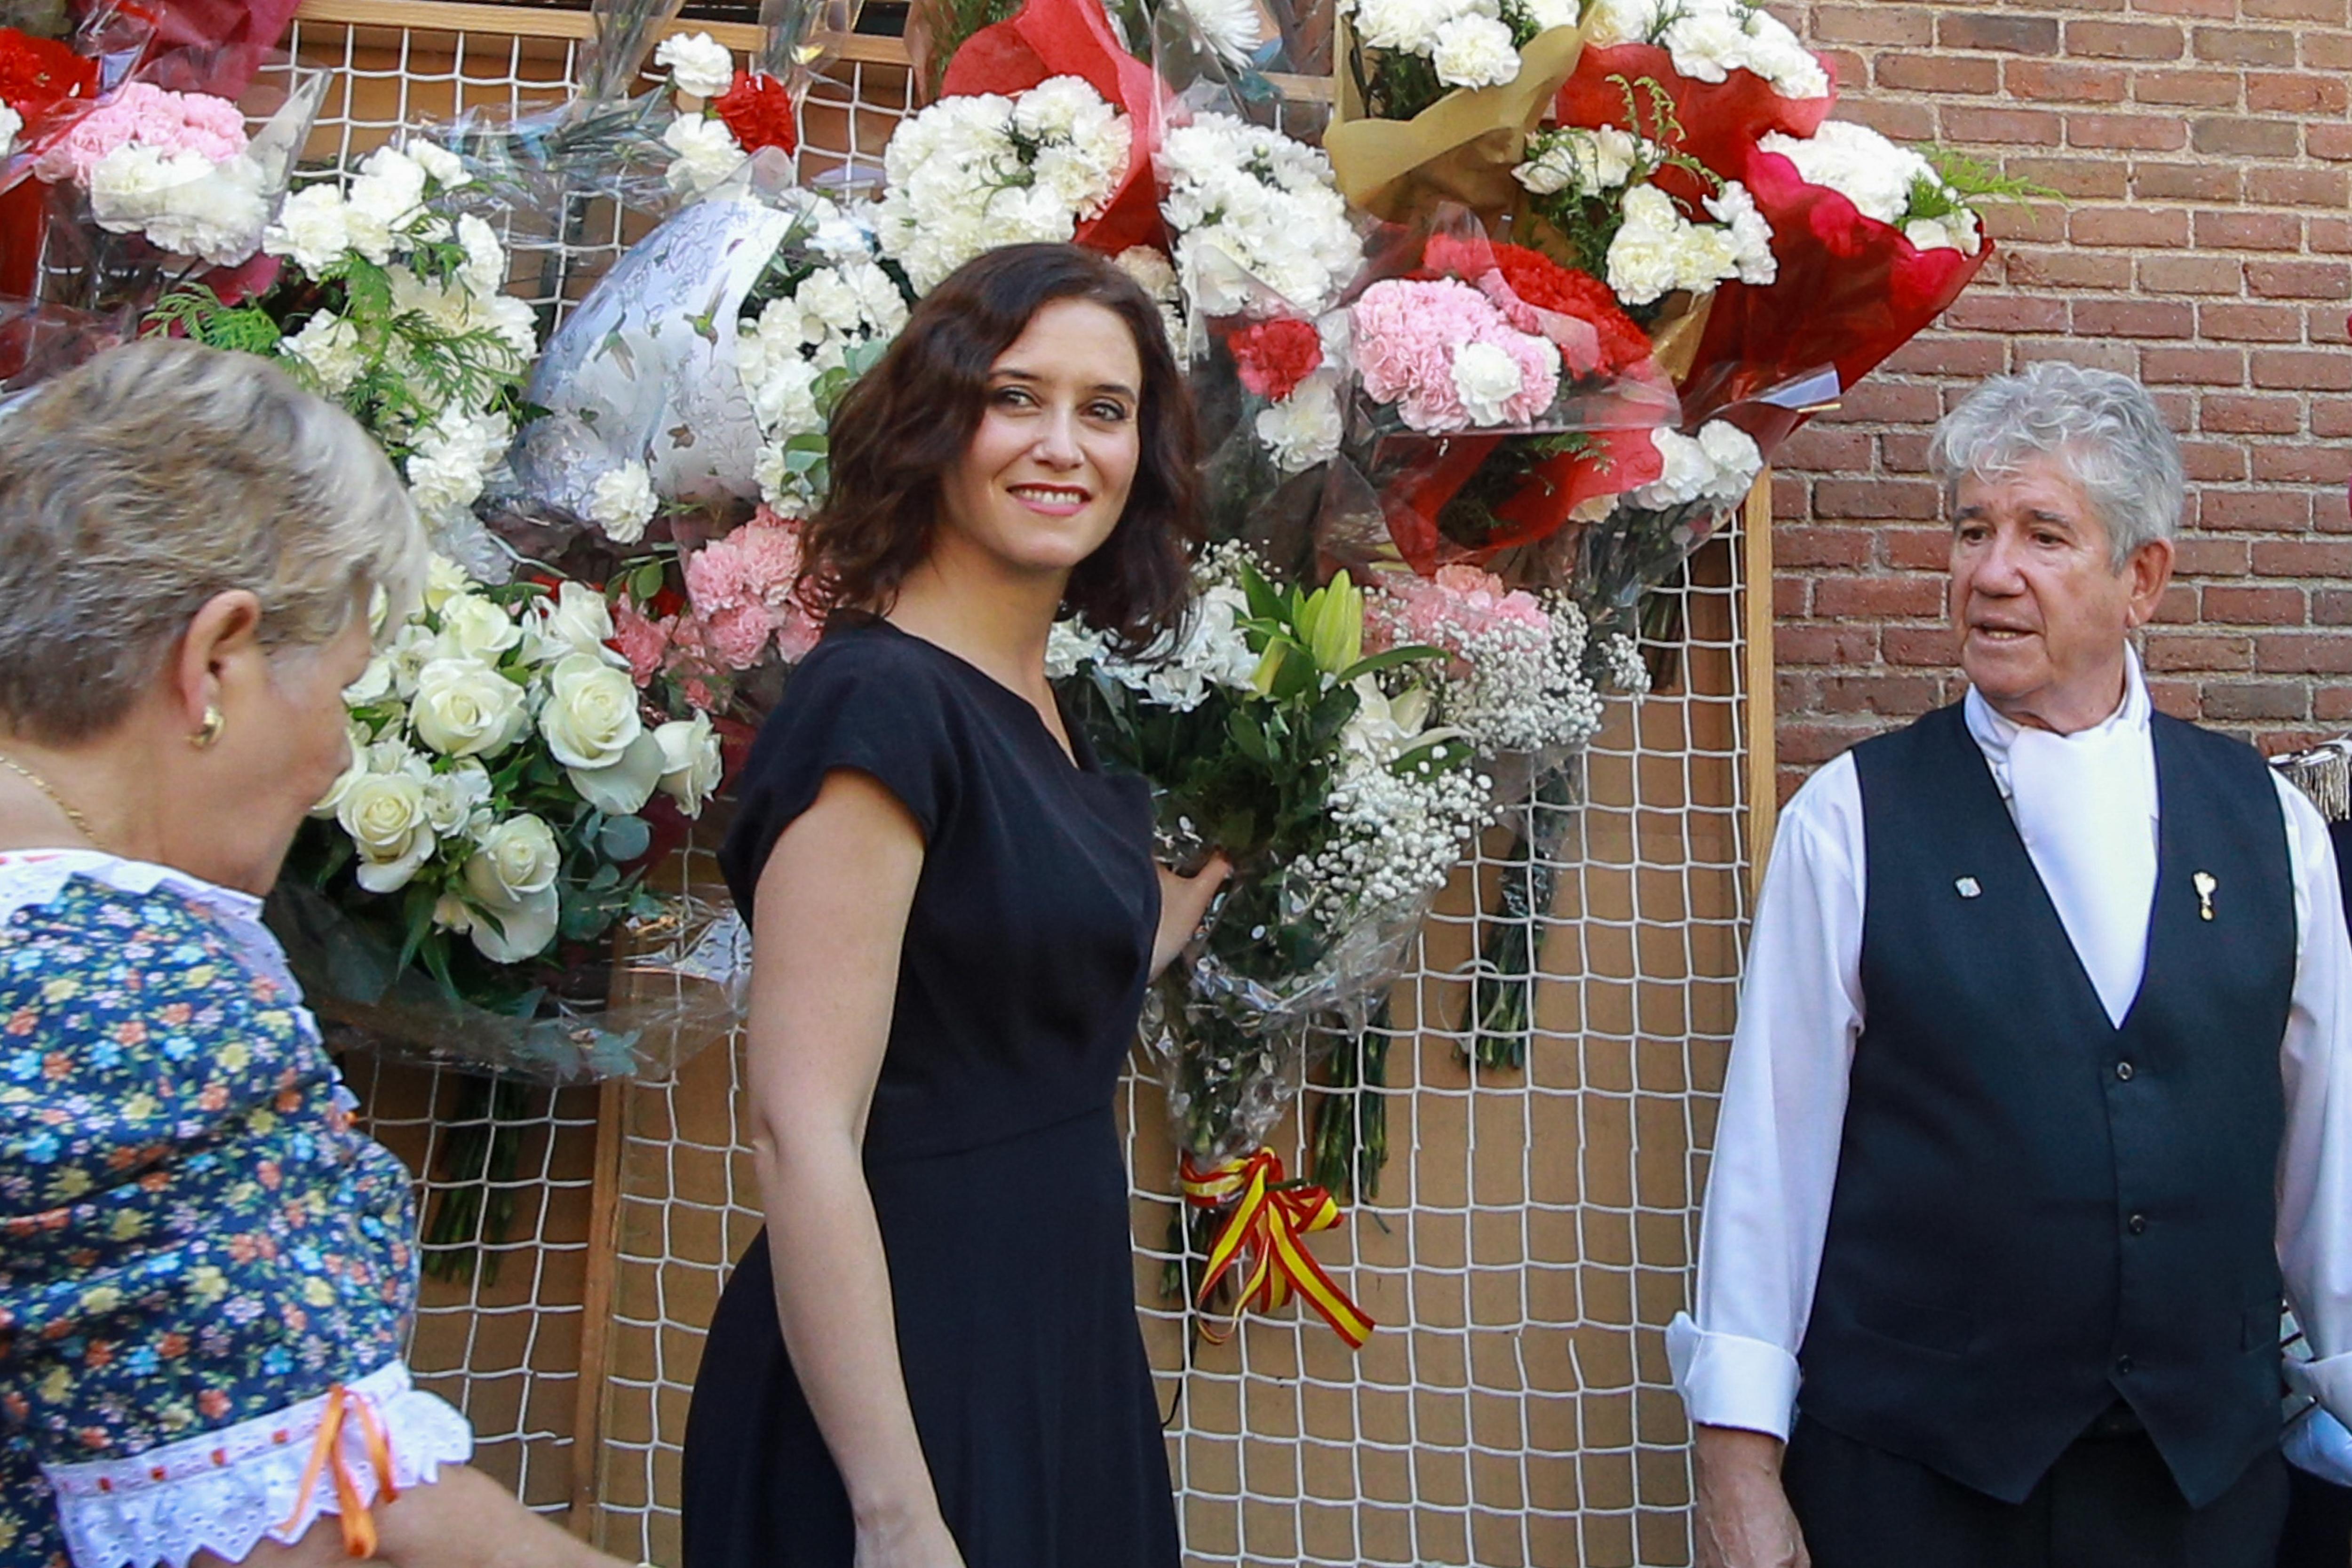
0, 852, 419, 1568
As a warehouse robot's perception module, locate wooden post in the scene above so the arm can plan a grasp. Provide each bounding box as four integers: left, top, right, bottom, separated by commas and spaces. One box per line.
568, 1077, 630, 1540
1742, 470, 1777, 904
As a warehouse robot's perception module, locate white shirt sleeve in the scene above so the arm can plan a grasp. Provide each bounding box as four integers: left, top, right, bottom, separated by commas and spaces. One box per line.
2271, 774, 2352, 1437
1667, 753, 1867, 1439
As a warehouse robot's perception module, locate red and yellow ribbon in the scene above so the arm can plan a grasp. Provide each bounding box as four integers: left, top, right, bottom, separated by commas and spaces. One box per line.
1180, 1147, 1375, 1349
277, 1384, 399, 1558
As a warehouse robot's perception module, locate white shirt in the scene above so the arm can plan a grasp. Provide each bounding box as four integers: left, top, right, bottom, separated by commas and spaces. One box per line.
1669, 650, 2352, 1449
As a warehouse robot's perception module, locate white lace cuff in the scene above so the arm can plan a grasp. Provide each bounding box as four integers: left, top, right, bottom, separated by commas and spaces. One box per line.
41, 1361, 474, 1568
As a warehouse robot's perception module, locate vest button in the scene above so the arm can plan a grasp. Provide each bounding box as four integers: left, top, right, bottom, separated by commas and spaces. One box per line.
2116, 1354, 2135, 1376
2115, 1060, 2136, 1082
2128, 1213, 2148, 1235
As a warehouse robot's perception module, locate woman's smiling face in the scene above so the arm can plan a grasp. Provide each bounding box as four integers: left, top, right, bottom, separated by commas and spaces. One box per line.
934, 296, 1144, 584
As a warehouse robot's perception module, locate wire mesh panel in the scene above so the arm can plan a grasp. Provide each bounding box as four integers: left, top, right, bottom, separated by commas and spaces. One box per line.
294, 9, 1756, 1561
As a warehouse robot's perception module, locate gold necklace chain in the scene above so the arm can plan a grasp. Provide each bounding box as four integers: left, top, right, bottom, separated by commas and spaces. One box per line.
0, 753, 102, 850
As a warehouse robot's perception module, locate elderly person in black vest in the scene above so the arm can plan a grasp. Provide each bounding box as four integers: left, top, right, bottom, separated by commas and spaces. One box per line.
1673, 359, 2352, 1568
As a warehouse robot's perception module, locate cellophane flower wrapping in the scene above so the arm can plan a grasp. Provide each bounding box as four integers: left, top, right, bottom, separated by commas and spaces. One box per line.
511, 157, 902, 523
268, 563, 736, 1084
10, 48, 323, 313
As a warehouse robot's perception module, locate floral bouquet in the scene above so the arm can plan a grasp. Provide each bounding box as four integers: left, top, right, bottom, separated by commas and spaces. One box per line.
148, 137, 540, 577
655, 29, 805, 201
268, 560, 738, 1084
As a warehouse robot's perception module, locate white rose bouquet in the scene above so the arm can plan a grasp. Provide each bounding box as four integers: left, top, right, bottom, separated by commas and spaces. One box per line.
273, 564, 733, 1080
146, 139, 540, 576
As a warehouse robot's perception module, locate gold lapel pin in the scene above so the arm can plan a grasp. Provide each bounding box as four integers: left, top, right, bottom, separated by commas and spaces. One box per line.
2194, 871, 2217, 922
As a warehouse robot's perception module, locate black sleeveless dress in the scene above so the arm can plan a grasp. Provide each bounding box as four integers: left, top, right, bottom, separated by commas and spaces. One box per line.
680, 616, 1180, 1568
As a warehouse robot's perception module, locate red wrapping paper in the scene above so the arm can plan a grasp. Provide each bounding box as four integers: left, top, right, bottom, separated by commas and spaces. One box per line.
1680, 146, 1993, 437
938, 0, 1167, 256
1552, 40, 1833, 198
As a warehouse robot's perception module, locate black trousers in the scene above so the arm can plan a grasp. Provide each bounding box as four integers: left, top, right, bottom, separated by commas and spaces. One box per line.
2276, 1465, 2352, 1568
1783, 1413, 2289, 1568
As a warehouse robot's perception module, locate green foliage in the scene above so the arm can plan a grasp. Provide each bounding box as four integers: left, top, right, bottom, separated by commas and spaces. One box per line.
1918, 147, 2060, 215
1523, 75, 1726, 281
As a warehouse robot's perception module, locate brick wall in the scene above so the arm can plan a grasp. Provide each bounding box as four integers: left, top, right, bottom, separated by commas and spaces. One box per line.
1762, 0, 2352, 799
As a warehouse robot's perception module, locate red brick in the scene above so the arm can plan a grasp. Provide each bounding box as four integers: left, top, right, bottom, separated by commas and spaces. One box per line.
1776, 527, 1876, 568
1944, 294, 2069, 334
1814, 479, 1944, 521
2149, 681, 2203, 720
1818, 675, 1945, 717
2137, 254, 2247, 294
2311, 217, 2352, 255
1884, 528, 1956, 571
2004, 60, 2129, 102
2130, 160, 2243, 201
1773, 577, 1809, 619
1941, 12, 2061, 51
1829, 380, 1948, 425
2070, 113, 2192, 151
2203, 490, 2317, 529
2315, 590, 2352, 626
1780, 724, 1872, 768
2254, 445, 2352, 483
2195, 210, 2303, 251
2014, 246, 2138, 287
2137, 0, 2238, 18
2248, 260, 2352, 298
2198, 302, 2305, 341
1818, 47, 1871, 86
1839, 100, 1938, 140
2201, 682, 2312, 721
1984, 203, 2072, 244
2180, 441, 2253, 482
2248, 71, 2351, 113
2309, 123, 2352, 161
1776, 624, 1880, 666
1812, 5, 1934, 45
1777, 427, 1871, 470
2153, 583, 2202, 625
2207, 584, 2309, 621
2071, 19, 2189, 57
2073, 298, 2196, 337
2192, 24, 2298, 64
2070, 207, 2191, 247
2004, 157, 2130, 200
2130, 68, 2244, 107
1884, 627, 1960, 668
2140, 345, 2247, 382
2174, 536, 2253, 574
2304, 32, 2352, 68
2249, 167, 2352, 207
2191, 116, 2304, 158
2016, 339, 2140, 375
2251, 348, 2352, 389
1882, 434, 1935, 475
2254, 538, 2352, 575
1880, 52, 1999, 92
2245, 0, 2350, 18
2145, 633, 2255, 671
1941, 106, 2065, 145
2257, 635, 2352, 674
1812, 576, 1950, 618
2200, 393, 2304, 433
2310, 304, 2352, 342
2313, 398, 2352, 437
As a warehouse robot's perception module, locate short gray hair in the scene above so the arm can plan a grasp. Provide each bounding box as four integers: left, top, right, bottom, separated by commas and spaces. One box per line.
1928, 360, 2185, 570
0, 339, 426, 744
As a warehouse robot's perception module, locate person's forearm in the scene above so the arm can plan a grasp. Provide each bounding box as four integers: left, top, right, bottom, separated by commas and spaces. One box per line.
758, 1126, 942, 1529
1693, 1425, 1807, 1568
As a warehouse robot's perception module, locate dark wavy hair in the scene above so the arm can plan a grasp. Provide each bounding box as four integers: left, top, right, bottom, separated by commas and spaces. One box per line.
795, 243, 1201, 655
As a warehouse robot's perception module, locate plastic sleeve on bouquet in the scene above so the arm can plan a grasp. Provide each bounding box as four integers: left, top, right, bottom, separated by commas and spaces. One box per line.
1680, 146, 1993, 447
1145, 889, 1432, 1167
267, 877, 749, 1085
933, 0, 1167, 256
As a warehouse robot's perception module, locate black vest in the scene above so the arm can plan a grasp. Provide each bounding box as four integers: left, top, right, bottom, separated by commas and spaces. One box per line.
1797, 702, 2296, 1508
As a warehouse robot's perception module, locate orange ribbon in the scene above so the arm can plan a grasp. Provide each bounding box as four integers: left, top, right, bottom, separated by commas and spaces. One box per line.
277, 1384, 398, 1559
1180, 1148, 1375, 1349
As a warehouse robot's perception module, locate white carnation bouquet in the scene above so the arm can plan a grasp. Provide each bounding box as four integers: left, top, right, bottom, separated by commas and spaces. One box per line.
874, 74, 1134, 293
151, 139, 540, 577
1340, 0, 1579, 100
1580, 0, 1829, 102
1759, 120, 1985, 256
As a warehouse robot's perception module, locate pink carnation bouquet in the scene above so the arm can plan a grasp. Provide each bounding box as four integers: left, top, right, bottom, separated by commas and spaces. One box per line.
27, 80, 273, 266
614, 507, 824, 713
1351, 277, 1560, 435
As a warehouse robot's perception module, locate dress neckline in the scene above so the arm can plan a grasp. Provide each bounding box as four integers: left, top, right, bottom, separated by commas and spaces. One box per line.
861, 616, 1101, 776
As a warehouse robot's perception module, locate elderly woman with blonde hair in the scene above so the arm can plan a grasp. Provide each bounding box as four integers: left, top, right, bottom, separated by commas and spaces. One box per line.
0, 340, 637, 1568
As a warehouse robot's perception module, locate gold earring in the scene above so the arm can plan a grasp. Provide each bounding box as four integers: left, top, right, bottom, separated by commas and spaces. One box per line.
192, 706, 224, 749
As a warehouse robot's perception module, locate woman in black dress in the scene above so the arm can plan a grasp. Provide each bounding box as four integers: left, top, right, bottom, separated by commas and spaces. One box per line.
681, 244, 1227, 1568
